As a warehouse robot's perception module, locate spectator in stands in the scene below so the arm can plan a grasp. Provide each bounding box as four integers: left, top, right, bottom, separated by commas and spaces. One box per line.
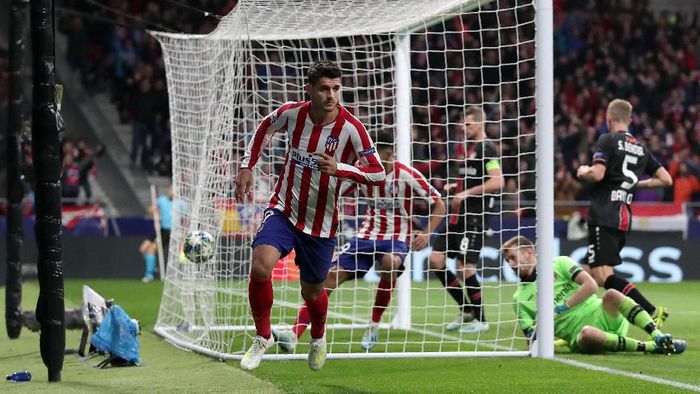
54, 0, 700, 214
61, 141, 81, 204
131, 79, 156, 170
76, 138, 105, 202
554, 157, 581, 219
673, 162, 700, 205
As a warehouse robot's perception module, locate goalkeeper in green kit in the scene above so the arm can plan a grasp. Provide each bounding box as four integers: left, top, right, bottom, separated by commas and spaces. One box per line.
502, 236, 685, 355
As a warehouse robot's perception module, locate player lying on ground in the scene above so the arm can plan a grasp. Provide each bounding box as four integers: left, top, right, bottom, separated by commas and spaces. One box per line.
502, 236, 685, 354
235, 60, 385, 371
273, 139, 445, 352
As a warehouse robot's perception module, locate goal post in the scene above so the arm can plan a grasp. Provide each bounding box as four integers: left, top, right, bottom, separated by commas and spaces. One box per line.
391, 32, 412, 331
152, 0, 552, 360
534, 0, 555, 359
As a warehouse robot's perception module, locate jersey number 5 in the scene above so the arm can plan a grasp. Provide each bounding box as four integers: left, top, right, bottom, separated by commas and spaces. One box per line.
620, 155, 639, 190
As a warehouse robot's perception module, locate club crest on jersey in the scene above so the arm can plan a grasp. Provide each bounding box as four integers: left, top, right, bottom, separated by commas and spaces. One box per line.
325, 136, 339, 152
389, 179, 400, 197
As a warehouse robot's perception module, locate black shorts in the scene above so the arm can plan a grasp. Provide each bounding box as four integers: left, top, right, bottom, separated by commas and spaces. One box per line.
585, 225, 626, 268
432, 220, 484, 264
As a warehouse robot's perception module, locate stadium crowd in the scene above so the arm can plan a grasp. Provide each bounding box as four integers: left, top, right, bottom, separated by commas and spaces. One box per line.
58, 0, 235, 175
2, 0, 700, 217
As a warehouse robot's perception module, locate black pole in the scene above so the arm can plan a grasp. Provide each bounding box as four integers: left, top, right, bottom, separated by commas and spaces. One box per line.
6, 0, 30, 340
30, 0, 65, 382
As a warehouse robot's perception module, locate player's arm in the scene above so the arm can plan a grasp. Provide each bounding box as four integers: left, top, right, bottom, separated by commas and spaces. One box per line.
512, 293, 536, 339
554, 257, 597, 314
451, 164, 504, 210
637, 166, 672, 188
405, 167, 446, 250
318, 123, 385, 184
637, 154, 673, 188
576, 163, 605, 182
235, 103, 291, 202
577, 134, 612, 182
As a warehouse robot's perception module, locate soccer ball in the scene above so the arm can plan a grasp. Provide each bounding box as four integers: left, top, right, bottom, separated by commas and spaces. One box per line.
183, 230, 215, 263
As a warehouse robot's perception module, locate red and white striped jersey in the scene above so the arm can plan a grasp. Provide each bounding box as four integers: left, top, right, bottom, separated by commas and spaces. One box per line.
241, 101, 385, 238
341, 161, 441, 243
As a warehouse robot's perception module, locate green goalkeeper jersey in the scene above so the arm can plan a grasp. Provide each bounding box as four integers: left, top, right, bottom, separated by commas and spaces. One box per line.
512, 256, 599, 341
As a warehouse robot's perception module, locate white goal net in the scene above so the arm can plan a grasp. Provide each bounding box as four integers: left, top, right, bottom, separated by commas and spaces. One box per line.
153, 0, 539, 360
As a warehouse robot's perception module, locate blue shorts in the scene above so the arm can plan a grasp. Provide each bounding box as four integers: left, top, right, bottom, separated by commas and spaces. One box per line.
252, 209, 336, 284
336, 237, 409, 279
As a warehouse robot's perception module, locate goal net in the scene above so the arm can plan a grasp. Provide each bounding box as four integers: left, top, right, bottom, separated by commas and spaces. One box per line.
153, 0, 538, 360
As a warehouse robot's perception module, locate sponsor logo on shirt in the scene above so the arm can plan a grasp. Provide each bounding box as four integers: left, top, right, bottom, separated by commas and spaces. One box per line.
290, 148, 320, 171
611, 189, 634, 204
362, 197, 401, 210
459, 166, 478, 176
359, 146, 376, 157
554, 282, 574, 305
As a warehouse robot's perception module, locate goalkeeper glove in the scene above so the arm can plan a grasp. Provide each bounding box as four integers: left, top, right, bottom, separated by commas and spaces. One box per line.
554, 304, 569, 315
523, 327, 535, 339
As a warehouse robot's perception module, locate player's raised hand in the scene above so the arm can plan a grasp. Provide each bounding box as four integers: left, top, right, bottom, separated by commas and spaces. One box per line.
315, 152, 337, 175
234, 168, 253, 202
411, 231, 430, 251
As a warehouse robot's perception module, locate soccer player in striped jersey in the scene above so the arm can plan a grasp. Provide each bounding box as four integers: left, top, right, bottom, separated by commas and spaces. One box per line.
235, 60, 386, 371
272, 139, 446, 352
430, 106, 504, 333
503, 236, 685, 355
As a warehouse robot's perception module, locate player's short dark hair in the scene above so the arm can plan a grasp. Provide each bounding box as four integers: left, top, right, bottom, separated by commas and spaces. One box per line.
375, 132, 394, 152
376, 142, 394, 152
307, 60, 342, 85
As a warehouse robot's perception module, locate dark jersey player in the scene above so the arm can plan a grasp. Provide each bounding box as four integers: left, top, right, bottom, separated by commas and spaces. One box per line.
430, 105, 504, 333
577, 99, 673, 327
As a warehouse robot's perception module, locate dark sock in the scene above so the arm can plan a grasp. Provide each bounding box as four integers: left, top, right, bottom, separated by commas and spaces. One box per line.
602, 332, 655, 352
464, 274, 485, 322
618, 296, 662, 337
604, 275, 655, 315
434, 268, 471, 315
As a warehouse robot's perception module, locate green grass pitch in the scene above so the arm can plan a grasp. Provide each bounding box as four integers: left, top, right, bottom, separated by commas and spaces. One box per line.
1, 279, 698, 393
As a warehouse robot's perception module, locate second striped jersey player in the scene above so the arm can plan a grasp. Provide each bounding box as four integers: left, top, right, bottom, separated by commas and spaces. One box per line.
272, 138, 446, 352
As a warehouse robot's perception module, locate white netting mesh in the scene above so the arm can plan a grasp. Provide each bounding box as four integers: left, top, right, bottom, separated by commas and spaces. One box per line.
154, 0, 537, 359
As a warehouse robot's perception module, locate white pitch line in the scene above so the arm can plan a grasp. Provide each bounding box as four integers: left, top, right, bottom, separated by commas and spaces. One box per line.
228, 288, 516, 351
230, 288, 699, 389
554, 357, 700, 392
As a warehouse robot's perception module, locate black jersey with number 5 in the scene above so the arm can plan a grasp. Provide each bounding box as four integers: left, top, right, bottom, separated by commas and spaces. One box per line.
588, 131, 661, 231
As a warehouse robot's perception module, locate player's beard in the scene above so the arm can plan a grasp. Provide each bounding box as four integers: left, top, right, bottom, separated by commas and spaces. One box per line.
518, 268, 537, 283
